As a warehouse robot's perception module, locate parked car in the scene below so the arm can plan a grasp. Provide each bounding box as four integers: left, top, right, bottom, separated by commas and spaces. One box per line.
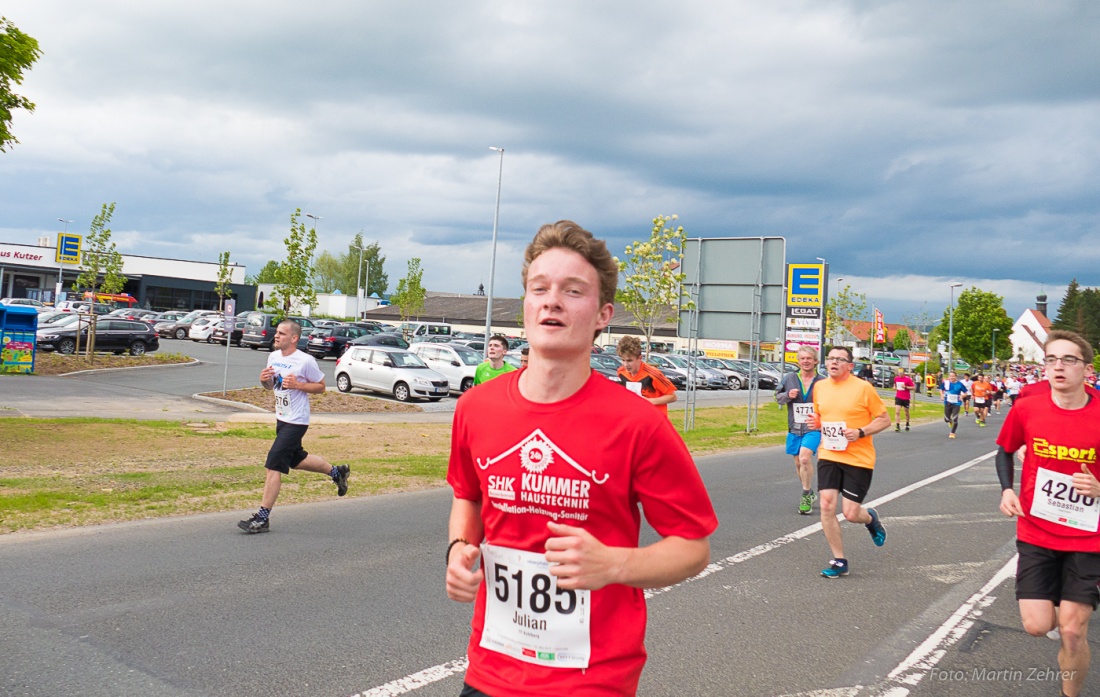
240, 313, 316, 351
591, 352, 623, 372
723, 359, 780, 389
152, 310, 188, 324
334, 346, 451, 402
645, 353, 697, 388
660, 368, 687, 389
306, 325, 372, 359
872, 351, 902, 366
658, 353, 727, 389
0, 297, 48, 310
37, 317, 160, 356
348, 332, 410, 350
188, 316, 222, 342
409, 342, 482, 393
106, 308, 158, 322
210, 319, 247, 346
156, 310, 221, 339
589, 355, 621, 381
699, 357, 745, 390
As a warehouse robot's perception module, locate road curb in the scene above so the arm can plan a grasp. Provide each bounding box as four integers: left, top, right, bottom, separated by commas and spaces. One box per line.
190, 393, 271, 413
56, 357, 201, 377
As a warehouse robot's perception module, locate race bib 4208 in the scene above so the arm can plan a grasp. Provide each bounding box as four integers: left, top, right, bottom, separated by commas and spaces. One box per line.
1031, 468, 1100, 532
480, 543, 591, 669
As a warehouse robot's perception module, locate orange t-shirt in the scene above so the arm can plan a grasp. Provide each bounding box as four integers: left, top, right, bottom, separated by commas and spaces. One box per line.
617, 361, 677, 415
971, 380, 993, 401
812, 376, 887, 470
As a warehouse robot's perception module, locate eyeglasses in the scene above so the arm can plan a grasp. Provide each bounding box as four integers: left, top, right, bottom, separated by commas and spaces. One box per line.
825, 357, 852, 364
1044, 355, 1083, 366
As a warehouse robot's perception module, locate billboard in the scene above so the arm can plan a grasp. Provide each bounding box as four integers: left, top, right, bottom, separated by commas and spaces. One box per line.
783, 263, 826, 363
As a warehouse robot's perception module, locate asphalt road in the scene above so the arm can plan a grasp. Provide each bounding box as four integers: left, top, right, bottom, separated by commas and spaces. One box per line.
1, 409, 1091, 697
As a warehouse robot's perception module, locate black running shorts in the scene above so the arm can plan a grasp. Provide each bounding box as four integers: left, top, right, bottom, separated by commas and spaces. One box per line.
1016, 540, 1100, 609
818, 459, 874, 503
264, 421, 310, 474
894, 397, 911, 407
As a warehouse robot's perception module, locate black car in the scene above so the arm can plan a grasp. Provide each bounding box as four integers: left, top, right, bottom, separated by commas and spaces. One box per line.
348, 332, 410, 349
307, 325, 372, 358
589, 355, 621, 381
240, 313, 316, 351
660, 368, 687, 389
38, 318, 160, 356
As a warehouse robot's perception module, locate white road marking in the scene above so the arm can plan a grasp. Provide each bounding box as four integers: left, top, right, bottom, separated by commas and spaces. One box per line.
351, 451, 995, 697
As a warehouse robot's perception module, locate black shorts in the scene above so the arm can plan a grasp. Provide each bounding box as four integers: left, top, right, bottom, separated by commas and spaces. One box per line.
1016, 540, 1100, 609
973, 398, 987, 408
264, 421, 310, 474
818, 459, 874, 503
894, 397, 911, 408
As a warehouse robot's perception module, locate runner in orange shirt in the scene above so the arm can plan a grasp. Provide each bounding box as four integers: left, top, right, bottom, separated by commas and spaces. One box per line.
971, 373, 994, 427
616, 336, 678, 416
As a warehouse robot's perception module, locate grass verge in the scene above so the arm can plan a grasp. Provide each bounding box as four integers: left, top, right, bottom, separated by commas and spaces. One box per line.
0, 401, 943, 534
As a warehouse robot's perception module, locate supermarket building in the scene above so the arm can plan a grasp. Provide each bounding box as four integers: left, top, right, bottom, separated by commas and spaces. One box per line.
0, 239, 256, 311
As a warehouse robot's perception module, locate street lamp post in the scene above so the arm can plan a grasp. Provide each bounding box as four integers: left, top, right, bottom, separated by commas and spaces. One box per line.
484, 146, 505, 355
991, 328, 999, 375
948, 282, 963, 375
56, 219, 74, 302
833, 276, 845, 345
356, 245, 364, 320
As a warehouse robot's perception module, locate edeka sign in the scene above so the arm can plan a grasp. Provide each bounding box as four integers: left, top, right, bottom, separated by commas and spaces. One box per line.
56, 233, 81, 264
786, 264, 824, 307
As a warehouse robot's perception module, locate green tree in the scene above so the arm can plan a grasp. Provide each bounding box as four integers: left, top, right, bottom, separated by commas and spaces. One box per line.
266, 209, 318, 318
214, 251, 233, 310
312, 250, 342, 293
342, 234, 387, 299
0, 16, 41, 152
74, 203, 127, 296
616, 215, 690, 358
390, 258, 426, 324
1052, 279, 1082, 332
73, 203, 127, 359
892, 327, 910, 350
825, 284, 867, 345
246, 260, 281, 285
938, 287, 1014, 367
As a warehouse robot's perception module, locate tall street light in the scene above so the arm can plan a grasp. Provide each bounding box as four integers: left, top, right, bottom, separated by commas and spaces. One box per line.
356, 243, 365, 320
948, 282, 963, 375
484, 146, 504, 354
991, 328, 999, 375
56, 219, 74, 302
833, 276, 845, 345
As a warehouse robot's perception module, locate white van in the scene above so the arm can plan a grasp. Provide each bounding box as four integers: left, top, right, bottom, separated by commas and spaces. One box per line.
399, 321, 452, 341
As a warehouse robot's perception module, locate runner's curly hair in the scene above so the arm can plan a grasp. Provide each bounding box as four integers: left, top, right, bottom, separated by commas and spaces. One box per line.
521, 220, 618, 308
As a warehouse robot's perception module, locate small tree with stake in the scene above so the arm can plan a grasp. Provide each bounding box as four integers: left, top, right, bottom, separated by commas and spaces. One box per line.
73, 203, 127, 361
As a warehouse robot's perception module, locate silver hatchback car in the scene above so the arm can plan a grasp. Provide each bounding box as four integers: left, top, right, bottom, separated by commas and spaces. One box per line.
334, 345, 450, 402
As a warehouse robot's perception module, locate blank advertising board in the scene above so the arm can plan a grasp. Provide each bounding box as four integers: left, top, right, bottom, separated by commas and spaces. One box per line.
678, 237, 786, 341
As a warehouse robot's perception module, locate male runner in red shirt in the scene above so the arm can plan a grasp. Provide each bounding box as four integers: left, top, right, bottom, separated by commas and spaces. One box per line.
445, 221, 717, 697
996, 330, 1100, 697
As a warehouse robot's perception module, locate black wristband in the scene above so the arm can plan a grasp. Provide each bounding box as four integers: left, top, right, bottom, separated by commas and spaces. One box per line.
446, 538, 468, 567
858, 428, 865, 439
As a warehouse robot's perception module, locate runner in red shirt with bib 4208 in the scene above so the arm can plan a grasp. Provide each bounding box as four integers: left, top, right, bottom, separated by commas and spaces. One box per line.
996, 330, 1100, 697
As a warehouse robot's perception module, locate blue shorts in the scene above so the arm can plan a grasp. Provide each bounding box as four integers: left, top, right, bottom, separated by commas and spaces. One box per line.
786, 431, 821, 456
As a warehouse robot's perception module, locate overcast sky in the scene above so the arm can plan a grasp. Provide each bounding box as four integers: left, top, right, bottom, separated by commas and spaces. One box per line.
3, 1, 1097, 325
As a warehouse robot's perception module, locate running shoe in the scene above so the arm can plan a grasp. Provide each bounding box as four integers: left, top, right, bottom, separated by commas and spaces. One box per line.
949, 433, 956, 439
905, 424, 910, 432
334, 464, 351, 497
238, 514, 269, 534
821, 559, 849, 578
866, 507, 887, 547
895, 424, 900, 432
799, 492, 814, 514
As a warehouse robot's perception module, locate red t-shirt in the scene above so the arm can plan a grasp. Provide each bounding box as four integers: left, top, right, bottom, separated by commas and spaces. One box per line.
1019, 380, 1100, 400
997, 391, 1100, 552
448, 371, 718, 697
